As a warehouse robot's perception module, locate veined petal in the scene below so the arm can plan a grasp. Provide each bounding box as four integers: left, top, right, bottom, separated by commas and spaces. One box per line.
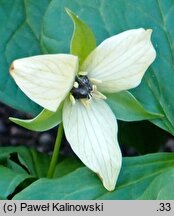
10, 54, 78, 111
63, 98, 122, 191
81, 28, 156, 93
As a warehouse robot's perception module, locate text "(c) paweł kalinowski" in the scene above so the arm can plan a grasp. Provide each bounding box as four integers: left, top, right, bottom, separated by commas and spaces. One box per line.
20, 202, 104, 212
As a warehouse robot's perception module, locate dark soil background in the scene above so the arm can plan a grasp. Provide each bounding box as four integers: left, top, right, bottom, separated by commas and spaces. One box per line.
0, 101, 174, 157
0, 102, 73, 156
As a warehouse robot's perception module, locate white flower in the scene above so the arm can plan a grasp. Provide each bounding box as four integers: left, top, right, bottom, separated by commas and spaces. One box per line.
10, 28, 156, 191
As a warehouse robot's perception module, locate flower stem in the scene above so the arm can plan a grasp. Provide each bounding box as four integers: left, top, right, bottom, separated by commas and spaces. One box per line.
47, 122, 63, 178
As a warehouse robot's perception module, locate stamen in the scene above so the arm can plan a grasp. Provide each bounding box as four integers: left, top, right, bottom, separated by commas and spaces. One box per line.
88, 94, 92, 100
73, 81, 79, 88
92, 91, 107, 100
79, 71, 88, 76
89, 78, 102, 84
91, 84, 107, 100
80, 99, 90, 108
70, 94, 76, 105
92, 85, 97, 92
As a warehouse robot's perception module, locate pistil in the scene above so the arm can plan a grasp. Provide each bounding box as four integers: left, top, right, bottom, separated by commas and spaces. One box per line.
70, 74, 106, 106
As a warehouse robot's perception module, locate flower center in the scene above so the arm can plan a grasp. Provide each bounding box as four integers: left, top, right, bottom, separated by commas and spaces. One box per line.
70, 75, 93, 99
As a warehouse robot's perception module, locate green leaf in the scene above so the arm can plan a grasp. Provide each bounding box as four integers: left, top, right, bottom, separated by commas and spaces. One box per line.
106, 91, 164, 121
0, 147, 84, 199
138, 170, 174, 199
20, 149, 50, 178
53, 157, 83, 178
66, 8, 96, 65
0, 165, 30, 200
0, 0, 51, 114
13, 153, 174, 200
0, 146, 50, 178
9, 103, 62, 132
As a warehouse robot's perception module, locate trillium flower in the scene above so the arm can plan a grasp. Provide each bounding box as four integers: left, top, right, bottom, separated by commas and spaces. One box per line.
10, 28, 156, 191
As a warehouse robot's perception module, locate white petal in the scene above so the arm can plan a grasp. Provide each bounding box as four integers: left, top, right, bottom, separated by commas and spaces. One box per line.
63, 98, 122, 191
10, 54, 78, 111
81, 28, 156, 93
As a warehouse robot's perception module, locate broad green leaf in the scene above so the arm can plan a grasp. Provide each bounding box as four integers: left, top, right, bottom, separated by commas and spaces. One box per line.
13, 168, 104, 200
21, 149, 50, 178
9, 103, 62, 132
40, 0, 174, 134
0, 165, 30, 200
106, 91, 164, 121
53, 157, 83, 178
0, 146, 84, 199
0, 146, 50, 178
66, 8, 96, 65
0, 0, 51, 114
13, 153, 174, 200
138, 170, 174, 199
5, 158, 29, 174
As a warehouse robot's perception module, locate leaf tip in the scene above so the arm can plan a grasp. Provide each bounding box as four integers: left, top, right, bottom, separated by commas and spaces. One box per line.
65, 7, 75, 19
64, 7, 70, 14
65, 8, 80, 24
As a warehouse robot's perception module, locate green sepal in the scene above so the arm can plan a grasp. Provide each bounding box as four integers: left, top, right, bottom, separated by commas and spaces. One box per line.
9, 103, 63, 132
106, 91, 164, 121
66, 8, 96, 65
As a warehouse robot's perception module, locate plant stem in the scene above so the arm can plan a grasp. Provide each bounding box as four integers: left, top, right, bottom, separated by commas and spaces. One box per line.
47, 122, 63, 178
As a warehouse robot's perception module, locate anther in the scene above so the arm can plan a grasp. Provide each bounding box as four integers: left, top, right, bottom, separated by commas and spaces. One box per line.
89, 78, 102, 84
92, 91, 107, 100
80, 99, 90, 108
79, 71, 88, 76
70, 94, 76, 105
92, 85, 97, 92
73, 81, 79, 88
